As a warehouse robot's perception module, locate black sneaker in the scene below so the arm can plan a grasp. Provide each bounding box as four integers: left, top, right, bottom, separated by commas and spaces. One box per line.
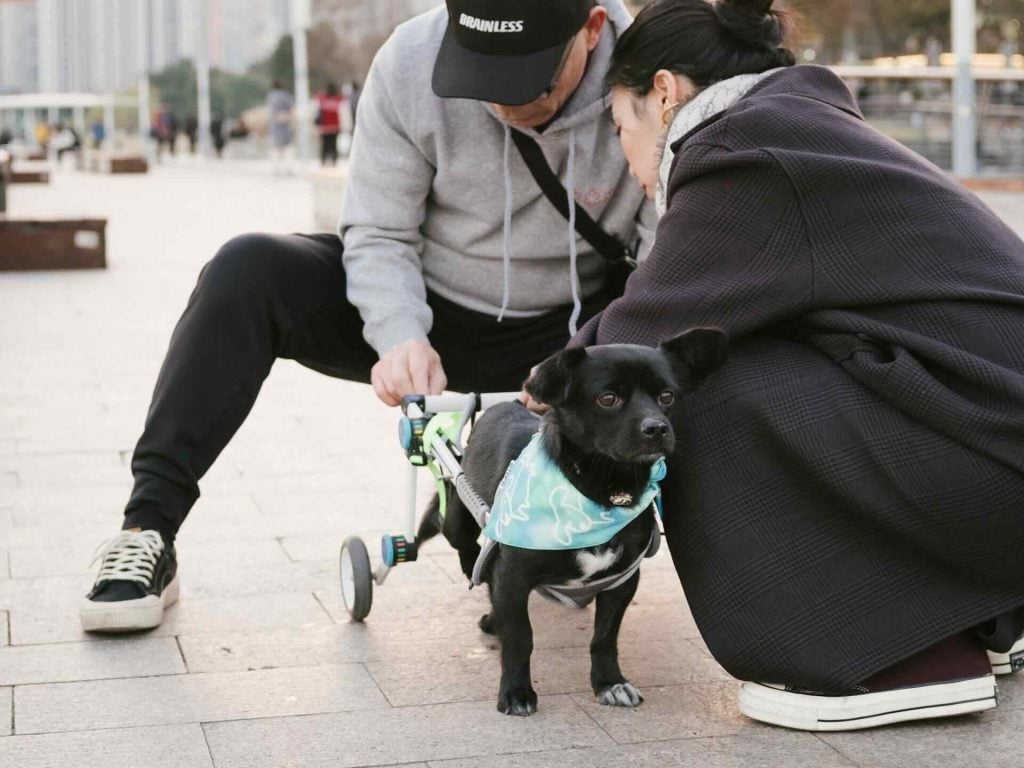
989, 636, 1024, 675
79, 530, 179, 632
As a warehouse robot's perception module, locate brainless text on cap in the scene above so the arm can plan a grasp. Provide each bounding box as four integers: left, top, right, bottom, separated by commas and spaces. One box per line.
458, 13, 524, 33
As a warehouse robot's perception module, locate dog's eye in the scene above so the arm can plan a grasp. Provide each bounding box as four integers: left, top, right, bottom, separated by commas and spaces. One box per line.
596, 392, 620, 408
658, 391, 676, 406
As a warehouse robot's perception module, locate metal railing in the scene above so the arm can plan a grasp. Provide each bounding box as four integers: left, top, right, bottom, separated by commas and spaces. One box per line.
831, 66, 1024, 175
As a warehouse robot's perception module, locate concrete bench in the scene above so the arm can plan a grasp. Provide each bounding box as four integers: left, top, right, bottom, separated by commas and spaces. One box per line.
86, 153, 149, 174
9, 161, 50, 184
0, 217, 107, 271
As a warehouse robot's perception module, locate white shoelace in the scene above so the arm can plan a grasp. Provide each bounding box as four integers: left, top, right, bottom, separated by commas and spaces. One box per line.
90, 530, 165, 586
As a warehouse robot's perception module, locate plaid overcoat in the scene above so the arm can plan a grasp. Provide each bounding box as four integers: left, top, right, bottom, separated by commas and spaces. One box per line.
575, 65, 1024, 689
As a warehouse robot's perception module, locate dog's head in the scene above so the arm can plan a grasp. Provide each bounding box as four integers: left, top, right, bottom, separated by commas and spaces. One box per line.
524, 328, 729, 462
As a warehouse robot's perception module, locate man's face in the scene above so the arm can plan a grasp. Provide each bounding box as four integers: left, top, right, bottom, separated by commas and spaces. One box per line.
490, 7, 607, 129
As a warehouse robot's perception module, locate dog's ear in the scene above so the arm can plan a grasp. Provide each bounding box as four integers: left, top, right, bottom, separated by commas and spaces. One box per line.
659, 327, 729, 389
524, 347, 587, 406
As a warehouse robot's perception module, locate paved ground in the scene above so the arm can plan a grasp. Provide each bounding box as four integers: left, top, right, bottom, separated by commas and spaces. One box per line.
1, 160, 1023, 768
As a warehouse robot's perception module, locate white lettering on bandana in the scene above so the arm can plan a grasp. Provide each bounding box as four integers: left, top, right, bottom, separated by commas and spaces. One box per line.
458, 13, 524, 33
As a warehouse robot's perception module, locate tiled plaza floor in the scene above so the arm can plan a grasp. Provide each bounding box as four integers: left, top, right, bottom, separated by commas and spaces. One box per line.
1, 160, 1023, 767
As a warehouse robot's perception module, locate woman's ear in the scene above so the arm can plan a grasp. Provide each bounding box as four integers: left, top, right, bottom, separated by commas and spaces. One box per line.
652, 70, 697, 110
524, 347, 587, 406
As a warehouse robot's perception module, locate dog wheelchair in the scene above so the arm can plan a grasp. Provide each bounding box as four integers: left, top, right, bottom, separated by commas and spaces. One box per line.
338, 391, 521, 622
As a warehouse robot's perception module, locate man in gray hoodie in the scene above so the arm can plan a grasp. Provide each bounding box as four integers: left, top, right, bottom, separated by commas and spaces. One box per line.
80, 0, 656, 633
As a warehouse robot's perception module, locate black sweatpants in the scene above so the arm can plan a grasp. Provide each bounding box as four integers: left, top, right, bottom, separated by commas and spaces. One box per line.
124, 232, 613, 541
319, 132, 339, 166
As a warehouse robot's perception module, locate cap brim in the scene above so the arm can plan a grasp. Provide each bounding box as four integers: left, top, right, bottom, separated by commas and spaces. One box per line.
432, 26, 568, 106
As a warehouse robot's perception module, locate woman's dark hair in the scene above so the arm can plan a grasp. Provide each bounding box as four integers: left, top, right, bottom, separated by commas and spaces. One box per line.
608, 0, 796, 95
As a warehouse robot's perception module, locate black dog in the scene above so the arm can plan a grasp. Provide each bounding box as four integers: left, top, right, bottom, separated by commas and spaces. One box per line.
417, 328, 728, 715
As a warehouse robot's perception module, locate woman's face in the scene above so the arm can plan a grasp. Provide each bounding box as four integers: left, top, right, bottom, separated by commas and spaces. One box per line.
610, 87, 664, 200
611, 72, 698, 200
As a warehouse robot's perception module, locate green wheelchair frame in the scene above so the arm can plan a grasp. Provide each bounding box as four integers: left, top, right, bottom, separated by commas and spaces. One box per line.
338, 392, 519, 621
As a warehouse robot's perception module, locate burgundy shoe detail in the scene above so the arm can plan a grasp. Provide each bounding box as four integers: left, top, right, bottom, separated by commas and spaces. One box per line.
859, 632, 992, 692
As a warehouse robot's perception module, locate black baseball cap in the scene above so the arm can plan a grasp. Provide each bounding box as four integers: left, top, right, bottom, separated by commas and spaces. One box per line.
432, 0, 594, 106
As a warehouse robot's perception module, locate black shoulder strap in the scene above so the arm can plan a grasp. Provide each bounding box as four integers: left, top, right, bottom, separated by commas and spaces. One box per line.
510, 129, 636, 267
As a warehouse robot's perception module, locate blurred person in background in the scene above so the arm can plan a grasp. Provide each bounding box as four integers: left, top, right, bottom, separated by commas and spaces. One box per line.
315, 81, 343, 167
266, 80, 295, 175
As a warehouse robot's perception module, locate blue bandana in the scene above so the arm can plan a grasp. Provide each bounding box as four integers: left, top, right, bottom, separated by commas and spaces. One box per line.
483, 433, 666, 551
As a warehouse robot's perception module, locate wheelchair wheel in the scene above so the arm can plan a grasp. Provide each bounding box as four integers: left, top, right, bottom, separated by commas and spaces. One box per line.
339, 536, 373, 622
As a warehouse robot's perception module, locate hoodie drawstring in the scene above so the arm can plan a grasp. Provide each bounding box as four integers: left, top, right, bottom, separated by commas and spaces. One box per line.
498, 125, 581, 337
498, 124, 513, 322
566, 127, 581, 336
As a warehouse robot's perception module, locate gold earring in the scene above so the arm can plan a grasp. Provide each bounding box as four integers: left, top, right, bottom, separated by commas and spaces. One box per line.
660, 100, 680, 126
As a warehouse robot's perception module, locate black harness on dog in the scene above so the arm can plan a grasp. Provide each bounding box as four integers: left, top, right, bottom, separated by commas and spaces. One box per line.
470, 511, 661, 609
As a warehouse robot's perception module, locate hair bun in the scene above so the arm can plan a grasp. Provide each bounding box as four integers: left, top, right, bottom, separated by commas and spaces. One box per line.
713, 0, 785, 48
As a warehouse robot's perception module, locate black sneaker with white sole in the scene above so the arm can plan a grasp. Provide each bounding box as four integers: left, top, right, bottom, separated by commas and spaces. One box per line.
989, 636, 1024, 675
80, 529, 179, 632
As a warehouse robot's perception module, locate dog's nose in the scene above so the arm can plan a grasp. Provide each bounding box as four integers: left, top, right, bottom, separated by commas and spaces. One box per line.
641, 418, 670, 439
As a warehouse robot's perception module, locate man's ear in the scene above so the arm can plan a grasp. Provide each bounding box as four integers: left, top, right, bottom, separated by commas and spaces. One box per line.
524, 347, 587, 406
659, 328, 729, 389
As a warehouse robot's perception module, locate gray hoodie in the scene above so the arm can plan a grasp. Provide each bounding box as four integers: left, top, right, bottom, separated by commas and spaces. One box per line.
339, 0, 656, 356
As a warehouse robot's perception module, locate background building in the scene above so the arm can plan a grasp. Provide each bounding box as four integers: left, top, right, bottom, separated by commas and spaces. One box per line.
0, 0, 293, 95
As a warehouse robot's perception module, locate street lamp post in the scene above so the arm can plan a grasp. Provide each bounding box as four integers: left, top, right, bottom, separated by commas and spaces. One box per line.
290, 0, 312, 161
195, 0, 213, 157
951, 0, 977, 177
137, 0, 151, 158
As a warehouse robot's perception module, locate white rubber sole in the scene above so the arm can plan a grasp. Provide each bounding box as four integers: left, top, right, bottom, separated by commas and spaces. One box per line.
738, 675, 997, 732
988, 637, 1024, 675
79, 575, 179, 632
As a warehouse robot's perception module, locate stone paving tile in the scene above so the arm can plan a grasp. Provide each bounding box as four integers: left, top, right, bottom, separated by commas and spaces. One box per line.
10, 535, 290, 579
176, 597, 710, 678
15, 662, 386, 735
3, 451, 127, 488
0, 550, 8, 579
173, 549, 451, 602
203, 695, 613, 768
5, 485, 131, 527
428, 729, 857, 768
0, 724, 215, 767
281, 528, 403, 563
820, 705, 1024, 768
366, 638, 732, 708
0, 635, 185, 686
178, 622, 457, 673
998, 674, 1022, 709
315, 581, 592, 644
251, 486, 414, 526
0, 612, 8, 646
570, 682, 751, 742
4, 581, 332, 645
1, 686, 10, 737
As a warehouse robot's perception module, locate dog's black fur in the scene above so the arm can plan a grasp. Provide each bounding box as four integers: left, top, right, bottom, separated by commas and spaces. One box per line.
417, 328, 729, 715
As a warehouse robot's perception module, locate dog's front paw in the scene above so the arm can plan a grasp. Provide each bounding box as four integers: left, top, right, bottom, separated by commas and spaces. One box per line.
497, 686, 538, 716
595, 682, 643, 707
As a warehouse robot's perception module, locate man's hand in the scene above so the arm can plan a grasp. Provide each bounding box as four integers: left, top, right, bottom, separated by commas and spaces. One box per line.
371, 339, 448, 406
516, 363, 550, 414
